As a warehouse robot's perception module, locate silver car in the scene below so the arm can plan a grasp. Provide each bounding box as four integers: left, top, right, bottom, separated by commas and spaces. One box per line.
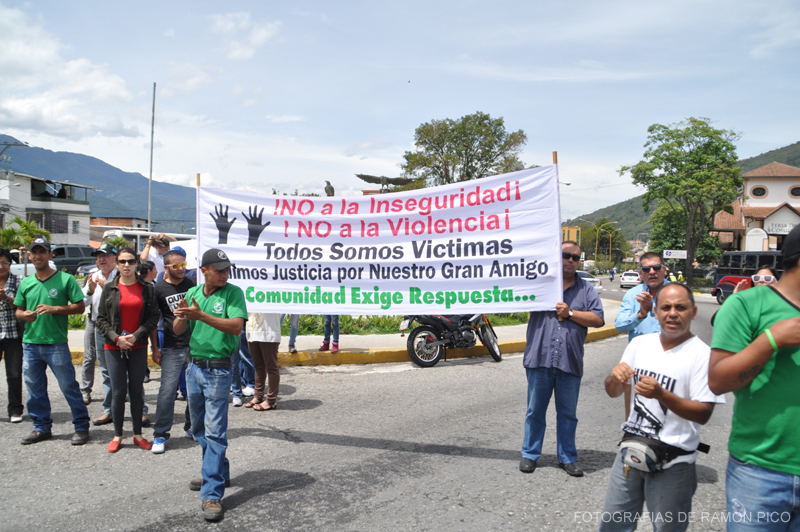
620, 271, 642, 288
577, 271, 603, 294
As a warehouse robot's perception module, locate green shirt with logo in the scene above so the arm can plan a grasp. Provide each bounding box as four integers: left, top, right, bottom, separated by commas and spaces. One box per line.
14, 271, 85, 345
711, 285, 800, 476
186, 283, 248, 360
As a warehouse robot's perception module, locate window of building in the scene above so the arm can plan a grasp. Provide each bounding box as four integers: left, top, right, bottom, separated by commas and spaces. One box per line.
751, 186, 768, 198
72, 220, 80, 234
790, 186, 800, 198
45, 213, 68, 234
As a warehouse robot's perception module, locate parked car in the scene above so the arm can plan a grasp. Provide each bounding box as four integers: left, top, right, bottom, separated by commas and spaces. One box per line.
577, 271, 603, 294
50, 244, 97, 274
620, 271, 642, 288
10, 260, 57, 278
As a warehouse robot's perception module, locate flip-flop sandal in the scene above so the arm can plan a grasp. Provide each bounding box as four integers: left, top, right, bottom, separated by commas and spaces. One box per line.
244, 400, 259, 408
253, 401, 277, 411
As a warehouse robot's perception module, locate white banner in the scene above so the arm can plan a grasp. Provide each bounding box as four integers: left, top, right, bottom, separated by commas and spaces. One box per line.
196, 166, 563, 314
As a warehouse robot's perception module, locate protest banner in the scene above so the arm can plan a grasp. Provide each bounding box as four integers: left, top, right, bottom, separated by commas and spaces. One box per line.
195, 166, 563, 314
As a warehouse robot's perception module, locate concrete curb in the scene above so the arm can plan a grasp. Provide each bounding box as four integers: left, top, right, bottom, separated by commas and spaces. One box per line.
69, 325, 623, 367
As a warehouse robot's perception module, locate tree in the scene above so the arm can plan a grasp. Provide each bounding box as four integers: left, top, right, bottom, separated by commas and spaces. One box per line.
619, 117, 741, 286
647, 201, 722, 266
1, 216, 50, 249
106, 235, 131, 250
401, 111, 528, 186
575, 217, 630, 265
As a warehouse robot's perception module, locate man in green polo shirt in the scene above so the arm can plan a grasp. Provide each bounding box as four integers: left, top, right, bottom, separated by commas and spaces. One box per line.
709, 224, 800, 530
13, 237, 90, 445
174, 248, 247, 522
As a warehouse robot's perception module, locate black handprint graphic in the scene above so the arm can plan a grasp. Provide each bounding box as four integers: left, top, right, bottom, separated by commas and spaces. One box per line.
210, 204, 236, 245
242, 205, 271, 246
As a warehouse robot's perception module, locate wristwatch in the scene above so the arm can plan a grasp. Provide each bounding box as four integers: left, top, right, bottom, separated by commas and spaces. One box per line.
567, 310, 574, 319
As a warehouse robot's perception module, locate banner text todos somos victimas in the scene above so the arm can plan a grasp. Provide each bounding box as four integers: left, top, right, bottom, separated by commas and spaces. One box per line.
196, 166, 564, 314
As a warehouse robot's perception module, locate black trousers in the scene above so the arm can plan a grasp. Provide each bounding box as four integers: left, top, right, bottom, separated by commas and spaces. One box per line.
105, 347, 148, 437
1, 338, 23, 417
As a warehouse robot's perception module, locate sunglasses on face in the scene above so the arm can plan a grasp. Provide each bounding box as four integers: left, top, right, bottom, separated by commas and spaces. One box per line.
117, 259, 137, 265
640, 264, 663, 273
168, 262, 187, 270
562, 252, 581, 262
752, 274, 776, 283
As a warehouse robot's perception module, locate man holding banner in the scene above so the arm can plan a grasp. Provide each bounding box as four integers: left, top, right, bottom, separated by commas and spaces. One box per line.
174, 248, 248, 522
520, 240, 604, 477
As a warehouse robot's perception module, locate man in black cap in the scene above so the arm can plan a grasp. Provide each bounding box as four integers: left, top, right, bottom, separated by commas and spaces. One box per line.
709, 224, 800, 530
13, 238, 90, 445
174, 248, 248, 522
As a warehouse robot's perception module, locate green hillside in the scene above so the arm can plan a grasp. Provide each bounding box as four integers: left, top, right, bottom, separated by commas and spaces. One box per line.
566, 140, 800, 240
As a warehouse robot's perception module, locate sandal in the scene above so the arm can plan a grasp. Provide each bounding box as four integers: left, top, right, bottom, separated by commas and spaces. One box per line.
244, 399, 259, 408
252, 401, 276, 411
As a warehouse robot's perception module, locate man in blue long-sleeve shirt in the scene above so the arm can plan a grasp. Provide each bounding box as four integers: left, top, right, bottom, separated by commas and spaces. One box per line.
614, 252, 669, 417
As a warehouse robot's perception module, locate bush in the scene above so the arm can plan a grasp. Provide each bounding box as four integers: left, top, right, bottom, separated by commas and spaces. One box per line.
68, 313, 87, 330
277, 313, 528, 335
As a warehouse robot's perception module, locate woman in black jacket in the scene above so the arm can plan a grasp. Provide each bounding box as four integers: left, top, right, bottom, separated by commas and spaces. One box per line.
97, 247, 160, 453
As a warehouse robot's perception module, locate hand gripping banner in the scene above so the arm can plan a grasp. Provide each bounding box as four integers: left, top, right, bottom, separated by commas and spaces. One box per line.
196, 166, 564, 314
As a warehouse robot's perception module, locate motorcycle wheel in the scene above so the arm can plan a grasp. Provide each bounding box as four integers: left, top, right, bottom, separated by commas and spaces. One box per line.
480, 324, 502, 362
407, 326, 443, 367
716, 292, 725, 305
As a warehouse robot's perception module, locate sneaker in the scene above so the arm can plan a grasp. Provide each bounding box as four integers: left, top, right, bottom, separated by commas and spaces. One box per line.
331, 342, 339, 354
82, 391, 91, 405
289, 344, 297, 354
202, 499, 224, 522
191, 478, 231, 491
319, 341, 330, 352
232, 396, 243, 407
185, 429, 194, 440
10, 414, 23, 423
92, 413, 112, 426
242, 386, 255, 397
152, 437, 166, 454
143, 369, 151, 383
21, 431, 52, 445
71, 430, 90, 446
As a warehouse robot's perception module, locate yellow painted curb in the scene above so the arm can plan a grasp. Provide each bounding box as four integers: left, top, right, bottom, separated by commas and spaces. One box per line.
69, 325, 623, 367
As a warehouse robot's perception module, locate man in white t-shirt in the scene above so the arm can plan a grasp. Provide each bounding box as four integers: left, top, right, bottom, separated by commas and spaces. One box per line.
600, 283, 725, 532
139, 234, 176, 274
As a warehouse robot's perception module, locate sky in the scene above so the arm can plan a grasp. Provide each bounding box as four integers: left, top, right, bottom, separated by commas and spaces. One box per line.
1, 0, 799, 220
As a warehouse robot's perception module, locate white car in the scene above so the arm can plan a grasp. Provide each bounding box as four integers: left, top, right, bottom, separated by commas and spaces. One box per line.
620, 271, 642, 288
11, 261, 57, 278
577, 271, 603, 294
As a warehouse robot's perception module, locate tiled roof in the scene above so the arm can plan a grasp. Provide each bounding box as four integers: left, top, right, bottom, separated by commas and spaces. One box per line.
743, 202, 800, 220
742, 161, 800, 177
710, 231, 734, 243
714, 201, 744, 230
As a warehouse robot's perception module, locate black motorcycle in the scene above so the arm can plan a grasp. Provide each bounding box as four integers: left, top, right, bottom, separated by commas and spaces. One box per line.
400, 314, 501, 367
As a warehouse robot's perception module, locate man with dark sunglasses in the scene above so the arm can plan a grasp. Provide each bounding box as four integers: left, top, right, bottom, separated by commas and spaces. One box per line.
520, 240, 604, 478
615, 252, 669, 342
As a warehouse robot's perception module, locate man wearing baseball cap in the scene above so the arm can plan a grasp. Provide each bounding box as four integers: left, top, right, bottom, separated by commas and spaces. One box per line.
173, 248, 248, 522
13, 238, 91, 445
709, 224, 800, 530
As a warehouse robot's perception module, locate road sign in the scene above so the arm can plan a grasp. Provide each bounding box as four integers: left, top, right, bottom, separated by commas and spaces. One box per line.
664, 250, 687, 259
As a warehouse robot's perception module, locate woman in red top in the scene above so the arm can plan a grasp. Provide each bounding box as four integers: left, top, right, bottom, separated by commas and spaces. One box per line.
97, 247, 160, 453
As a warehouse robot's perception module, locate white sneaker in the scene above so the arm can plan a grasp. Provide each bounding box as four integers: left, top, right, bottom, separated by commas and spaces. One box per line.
232, 396, 243, 407
242, 386, 255, 397
152, 437, 166, 454
10, 415, 23, 423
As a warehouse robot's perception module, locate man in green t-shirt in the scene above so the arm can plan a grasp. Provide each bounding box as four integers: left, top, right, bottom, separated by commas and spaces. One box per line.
174, 248, 247, 523
13, 237, 90, 446
709, 225, 800, 530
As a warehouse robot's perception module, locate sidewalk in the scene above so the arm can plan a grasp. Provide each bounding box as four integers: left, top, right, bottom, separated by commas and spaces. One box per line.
68, 298, 622, 366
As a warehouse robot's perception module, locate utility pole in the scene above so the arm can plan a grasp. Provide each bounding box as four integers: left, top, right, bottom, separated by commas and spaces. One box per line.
147, 82, 156, 232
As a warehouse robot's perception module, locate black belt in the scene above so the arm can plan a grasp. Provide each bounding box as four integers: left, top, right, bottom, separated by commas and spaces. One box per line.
189, 356, 231, 369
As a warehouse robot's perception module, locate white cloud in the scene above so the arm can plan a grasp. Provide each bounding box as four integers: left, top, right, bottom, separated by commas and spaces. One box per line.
343, 137, 392, 157
160, 62, 214, 97
241, 99, 258, 107
265, 114, 304, 123
446, 56, 653, 83
163, 28, 175, 37
0, 4, 137, 139
208, 12, 281, 60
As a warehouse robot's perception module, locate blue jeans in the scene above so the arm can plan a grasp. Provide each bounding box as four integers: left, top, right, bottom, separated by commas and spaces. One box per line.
22, 343, 90, 433
154, 347, 189, 440
281, 314, 300, 345
95, 328, 113, 415
599, 452, 697, 531
521, 367, 581, 463
323, 315, 339, 343
187, 361, 231, 501
238, 330, 255, 388
726, 455, 800, 531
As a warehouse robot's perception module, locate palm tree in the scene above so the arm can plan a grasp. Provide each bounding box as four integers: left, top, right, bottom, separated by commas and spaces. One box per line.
2, 216, 51, 248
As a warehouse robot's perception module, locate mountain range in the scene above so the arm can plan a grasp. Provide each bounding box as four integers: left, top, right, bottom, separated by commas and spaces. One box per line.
565, 141, 800, 240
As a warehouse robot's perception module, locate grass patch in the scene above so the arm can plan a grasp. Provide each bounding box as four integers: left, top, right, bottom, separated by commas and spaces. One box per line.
280, 313, 529, 336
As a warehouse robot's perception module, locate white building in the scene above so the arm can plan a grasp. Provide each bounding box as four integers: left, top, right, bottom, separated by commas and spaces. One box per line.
0, 170, 94, 246
713, 162, 800, 252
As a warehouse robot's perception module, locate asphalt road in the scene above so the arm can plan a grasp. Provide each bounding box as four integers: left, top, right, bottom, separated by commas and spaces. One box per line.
1, 302, 731, 532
